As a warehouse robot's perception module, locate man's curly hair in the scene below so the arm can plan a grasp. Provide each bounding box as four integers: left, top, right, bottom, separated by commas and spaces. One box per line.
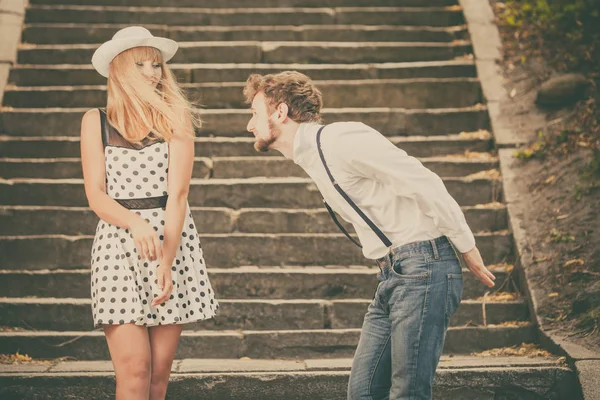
243, 71, 323, 123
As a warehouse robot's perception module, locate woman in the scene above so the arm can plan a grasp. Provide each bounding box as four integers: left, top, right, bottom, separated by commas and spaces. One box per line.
81, 26, 218, 400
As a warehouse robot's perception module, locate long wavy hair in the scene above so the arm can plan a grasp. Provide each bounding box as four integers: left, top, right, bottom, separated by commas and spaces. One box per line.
106, 46, 199, 142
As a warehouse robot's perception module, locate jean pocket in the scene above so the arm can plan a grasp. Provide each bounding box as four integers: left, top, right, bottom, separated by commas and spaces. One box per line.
445, 273, 463, 322
391, 254, 430, 281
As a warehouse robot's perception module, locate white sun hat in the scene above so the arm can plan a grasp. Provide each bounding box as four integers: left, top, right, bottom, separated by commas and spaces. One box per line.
91, 26, 178, 78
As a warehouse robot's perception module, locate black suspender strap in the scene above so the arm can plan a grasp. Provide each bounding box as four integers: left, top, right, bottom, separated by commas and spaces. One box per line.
323, 198, 363, 248
316, 125, 393, 249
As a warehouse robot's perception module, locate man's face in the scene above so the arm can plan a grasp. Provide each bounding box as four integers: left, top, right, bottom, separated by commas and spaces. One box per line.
247, 92, 281, 153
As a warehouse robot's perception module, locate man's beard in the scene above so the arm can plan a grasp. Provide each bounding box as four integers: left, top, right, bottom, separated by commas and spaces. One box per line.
254, 119, 281, 153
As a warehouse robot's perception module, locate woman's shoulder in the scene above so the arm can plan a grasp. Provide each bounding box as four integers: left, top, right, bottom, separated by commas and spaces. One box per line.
84, 108, 102, 116
82, 108, 102, 124
80, 108, 102, 139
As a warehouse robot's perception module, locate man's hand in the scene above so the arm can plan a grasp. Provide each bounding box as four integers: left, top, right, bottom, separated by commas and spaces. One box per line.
462, 246, 496, 288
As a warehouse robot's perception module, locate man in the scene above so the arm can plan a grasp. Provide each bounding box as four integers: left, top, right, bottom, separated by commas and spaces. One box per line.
243, 71, 496, 400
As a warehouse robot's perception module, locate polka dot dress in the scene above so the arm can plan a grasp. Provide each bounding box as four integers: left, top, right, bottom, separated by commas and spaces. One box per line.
90, 140, 219, 327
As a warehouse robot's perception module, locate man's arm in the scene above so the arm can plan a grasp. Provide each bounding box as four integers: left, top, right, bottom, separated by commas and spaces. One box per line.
331, 123, 495, 287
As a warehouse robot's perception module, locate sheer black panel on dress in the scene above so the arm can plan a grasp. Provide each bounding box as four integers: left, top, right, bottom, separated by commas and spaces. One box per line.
98, 108, 164, 150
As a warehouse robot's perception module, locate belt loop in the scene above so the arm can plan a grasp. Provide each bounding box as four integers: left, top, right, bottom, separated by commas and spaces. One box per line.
430, 239, 439, 260
376, 257, 384, 273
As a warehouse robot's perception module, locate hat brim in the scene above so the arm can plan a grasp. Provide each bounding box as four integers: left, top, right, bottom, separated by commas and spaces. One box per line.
91, 36, 178, 78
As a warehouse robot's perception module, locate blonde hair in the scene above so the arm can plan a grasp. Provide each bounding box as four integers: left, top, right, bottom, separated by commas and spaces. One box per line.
106, 46, 199, 142
243, 71, 323, 123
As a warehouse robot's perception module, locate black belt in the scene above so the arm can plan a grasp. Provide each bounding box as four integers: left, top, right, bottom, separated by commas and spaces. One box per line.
115, 195, 168, 210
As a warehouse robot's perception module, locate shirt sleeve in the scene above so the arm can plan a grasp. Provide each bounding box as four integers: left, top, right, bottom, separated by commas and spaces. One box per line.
330, 123, 476, 253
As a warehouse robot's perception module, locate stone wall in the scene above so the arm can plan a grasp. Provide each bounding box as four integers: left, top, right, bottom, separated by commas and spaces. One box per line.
0, 0, 27, 105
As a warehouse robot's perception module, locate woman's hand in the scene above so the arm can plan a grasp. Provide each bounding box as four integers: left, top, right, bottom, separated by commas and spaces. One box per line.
130, 218, 163, 262
152, 262, 173, 306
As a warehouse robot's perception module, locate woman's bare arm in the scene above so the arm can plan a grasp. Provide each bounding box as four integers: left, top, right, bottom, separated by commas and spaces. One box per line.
152, 112, 195, 306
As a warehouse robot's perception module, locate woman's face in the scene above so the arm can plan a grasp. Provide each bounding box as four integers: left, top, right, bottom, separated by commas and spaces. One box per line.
135, 59, 162, 87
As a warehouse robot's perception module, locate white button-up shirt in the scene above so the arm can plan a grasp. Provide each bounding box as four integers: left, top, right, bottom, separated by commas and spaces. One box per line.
292, 121, 476, 260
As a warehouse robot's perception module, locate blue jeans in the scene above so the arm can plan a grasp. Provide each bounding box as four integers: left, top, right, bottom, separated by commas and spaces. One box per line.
347, 236, 463, 400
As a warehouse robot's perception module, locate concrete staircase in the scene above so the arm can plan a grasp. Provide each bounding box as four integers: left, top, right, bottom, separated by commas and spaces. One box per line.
0, 0, 577, 398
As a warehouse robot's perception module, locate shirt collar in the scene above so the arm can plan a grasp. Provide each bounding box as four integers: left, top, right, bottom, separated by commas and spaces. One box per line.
292, 122, 321, 165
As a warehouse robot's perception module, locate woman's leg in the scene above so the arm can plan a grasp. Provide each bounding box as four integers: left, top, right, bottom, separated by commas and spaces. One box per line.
148, 324, 184, 400
104, 324, 151, 400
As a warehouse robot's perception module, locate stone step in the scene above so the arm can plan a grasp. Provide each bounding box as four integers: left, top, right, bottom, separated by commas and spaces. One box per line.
0, 133, 494, 159
17, 41, 472, 65
0, 265, 517, 300
3, 79, 482, 109
0, 176, 502, 208
0, 107, 489, 137
206, 155, 497, 178
0, 297, 529, 331
27, 0, 460, 7
24, 6, 465, 27
0, 231, 511, 269
9, 61, 477, 86
0, 325, 536, 359
216, 205, 508, 234
22, 23, 468, 45
0, 204, 507, 236
0, 155, 498, 179
0, 362, 576, 400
